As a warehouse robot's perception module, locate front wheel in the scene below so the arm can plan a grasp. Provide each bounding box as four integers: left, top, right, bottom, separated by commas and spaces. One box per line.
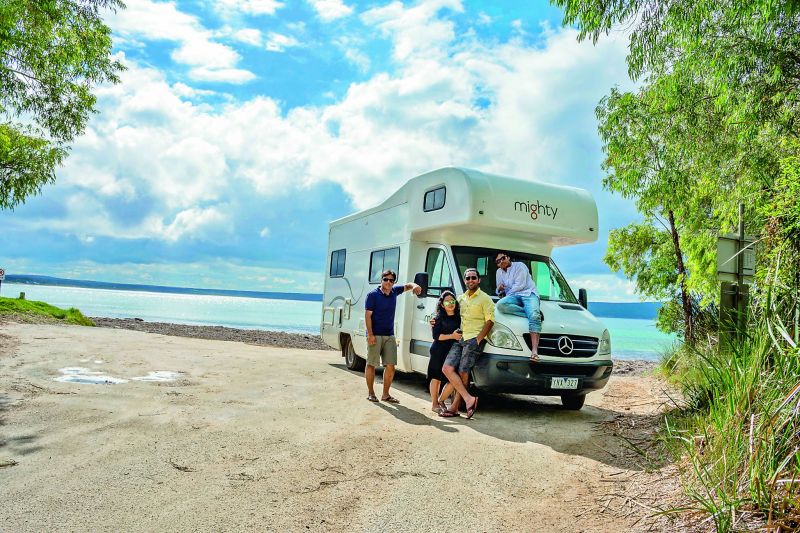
344, 337, 366, 371
560, 394, 586, 410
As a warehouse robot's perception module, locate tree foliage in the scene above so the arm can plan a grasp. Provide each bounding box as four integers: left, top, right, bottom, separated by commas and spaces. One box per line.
0, 0, 124, 209
554, 0, 800, 335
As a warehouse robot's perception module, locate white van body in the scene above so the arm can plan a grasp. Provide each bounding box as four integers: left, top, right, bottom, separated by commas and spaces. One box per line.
320, 167, 612, 407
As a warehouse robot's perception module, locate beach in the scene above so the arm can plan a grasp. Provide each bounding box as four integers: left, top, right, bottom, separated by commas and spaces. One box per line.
0, 319, 684, 532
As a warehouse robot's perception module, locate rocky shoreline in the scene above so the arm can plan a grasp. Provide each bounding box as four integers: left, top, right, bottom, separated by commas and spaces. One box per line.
89, 317, 657, 376
90, 317, 333, 351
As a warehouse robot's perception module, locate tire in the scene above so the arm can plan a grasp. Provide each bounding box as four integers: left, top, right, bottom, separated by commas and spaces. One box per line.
344, 337, 366, 372
561, 394, 586, 410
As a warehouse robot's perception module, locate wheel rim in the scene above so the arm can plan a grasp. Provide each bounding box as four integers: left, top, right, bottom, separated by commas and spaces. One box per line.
346, 343, 355, 366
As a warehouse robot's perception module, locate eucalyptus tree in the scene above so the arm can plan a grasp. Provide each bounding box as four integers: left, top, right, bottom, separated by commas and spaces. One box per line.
0, 0, 124, 209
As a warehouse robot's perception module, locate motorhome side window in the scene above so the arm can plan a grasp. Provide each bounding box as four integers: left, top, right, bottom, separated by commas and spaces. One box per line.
423, 186, 446, 212
425, 248, 453, 296
369, 247, 400, 283
329, 249, 346, 277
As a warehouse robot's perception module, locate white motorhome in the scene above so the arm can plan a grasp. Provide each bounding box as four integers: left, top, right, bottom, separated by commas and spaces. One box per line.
320, 167, 612, 409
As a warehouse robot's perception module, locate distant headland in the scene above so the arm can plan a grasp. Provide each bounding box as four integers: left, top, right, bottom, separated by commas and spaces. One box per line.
3, 274, 661, 319
3, 274, 323, 302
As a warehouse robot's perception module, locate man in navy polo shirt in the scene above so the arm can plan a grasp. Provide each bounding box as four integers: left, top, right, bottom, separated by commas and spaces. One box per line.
364, 268, 422, 403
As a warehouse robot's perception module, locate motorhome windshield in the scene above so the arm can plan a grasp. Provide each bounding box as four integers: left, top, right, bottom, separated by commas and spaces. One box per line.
451, 246, 578, 304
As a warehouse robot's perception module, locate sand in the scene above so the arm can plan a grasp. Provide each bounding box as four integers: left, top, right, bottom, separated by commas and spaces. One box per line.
0, 321, 685, 532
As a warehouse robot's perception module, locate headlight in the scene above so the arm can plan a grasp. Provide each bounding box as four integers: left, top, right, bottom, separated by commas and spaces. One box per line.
487, 322, 523, 351
598, 329, 611, 355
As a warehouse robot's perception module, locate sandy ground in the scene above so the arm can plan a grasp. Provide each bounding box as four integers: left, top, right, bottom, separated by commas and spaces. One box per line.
0, 322, 684, 532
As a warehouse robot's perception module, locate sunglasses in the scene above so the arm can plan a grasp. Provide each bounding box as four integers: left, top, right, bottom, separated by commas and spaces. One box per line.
464, 276, 478, 280
443, 300, 456, 306
382, 277, 396, 282
495, 256, 508, 264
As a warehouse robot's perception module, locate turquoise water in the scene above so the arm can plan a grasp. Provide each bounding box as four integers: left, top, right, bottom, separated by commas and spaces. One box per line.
0, 282, 675, 360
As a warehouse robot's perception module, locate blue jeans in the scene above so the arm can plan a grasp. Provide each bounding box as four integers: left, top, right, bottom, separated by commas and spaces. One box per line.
497, 294, 542, 333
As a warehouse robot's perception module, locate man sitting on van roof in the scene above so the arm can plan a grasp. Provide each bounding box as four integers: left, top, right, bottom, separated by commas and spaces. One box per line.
495, 252, 541, 362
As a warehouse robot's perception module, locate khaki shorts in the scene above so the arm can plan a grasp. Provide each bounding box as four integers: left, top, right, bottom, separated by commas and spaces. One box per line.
366, 335, 398, 366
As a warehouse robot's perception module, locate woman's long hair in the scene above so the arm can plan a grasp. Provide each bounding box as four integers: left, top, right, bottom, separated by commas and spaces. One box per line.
435, 290, 460, 322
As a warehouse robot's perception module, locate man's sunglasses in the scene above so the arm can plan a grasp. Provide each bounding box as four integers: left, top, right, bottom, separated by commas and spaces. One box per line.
464, 276, 478, 280
495, 255, 508, 264
382, 277, 396, 282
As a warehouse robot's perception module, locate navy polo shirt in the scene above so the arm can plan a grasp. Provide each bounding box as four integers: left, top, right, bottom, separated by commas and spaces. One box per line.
365, 285, 405, 336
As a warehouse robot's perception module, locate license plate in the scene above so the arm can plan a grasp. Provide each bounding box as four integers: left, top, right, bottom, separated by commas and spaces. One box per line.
551, 377, 579, 390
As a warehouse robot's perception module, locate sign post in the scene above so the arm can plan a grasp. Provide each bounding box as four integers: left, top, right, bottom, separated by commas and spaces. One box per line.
717, 205, 756, 336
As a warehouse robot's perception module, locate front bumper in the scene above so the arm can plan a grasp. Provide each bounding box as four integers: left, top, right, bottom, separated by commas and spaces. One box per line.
472, 352, 613, 395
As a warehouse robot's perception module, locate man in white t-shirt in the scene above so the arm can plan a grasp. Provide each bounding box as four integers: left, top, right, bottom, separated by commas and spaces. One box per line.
495, 251, 542, 361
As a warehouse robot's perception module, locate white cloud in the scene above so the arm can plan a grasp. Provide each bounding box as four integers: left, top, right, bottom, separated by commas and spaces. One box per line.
259, 227, 271, 238
215, 0, 284, 16
265, 32, 300, 52
308, 0, 353, 21
171, 82, 216, 98
567, 275, 639, 302
232, 28, 263, 46
51, 8, 631, 252
159, 207, 229, 242
109, 0, 255, 84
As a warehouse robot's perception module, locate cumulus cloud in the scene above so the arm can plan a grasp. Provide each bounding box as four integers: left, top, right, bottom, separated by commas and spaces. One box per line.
265, 32, 300, 52
109, 0, 255, 83
232, 28, 263, 46
18, 2, 635, 292
308, 0, 353, 21
215, 0, 284, 16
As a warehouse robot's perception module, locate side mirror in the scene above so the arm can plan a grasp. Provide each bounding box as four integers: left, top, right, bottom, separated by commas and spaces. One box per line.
579, 288, 588, 309
414, 272, 429, 298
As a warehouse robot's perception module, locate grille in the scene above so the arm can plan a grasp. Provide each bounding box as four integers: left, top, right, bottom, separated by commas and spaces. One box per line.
524, 333, 598, 357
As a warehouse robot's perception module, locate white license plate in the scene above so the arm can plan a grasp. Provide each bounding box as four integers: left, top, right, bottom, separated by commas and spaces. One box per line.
551, 377, 579, 390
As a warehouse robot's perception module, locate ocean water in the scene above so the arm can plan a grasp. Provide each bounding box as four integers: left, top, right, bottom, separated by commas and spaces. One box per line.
1, 282, 675, 361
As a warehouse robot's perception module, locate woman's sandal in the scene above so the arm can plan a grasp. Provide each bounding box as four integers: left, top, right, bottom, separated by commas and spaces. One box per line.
437, 400, 448, 412
466, 397, 479, 419
439, 409, 460, 418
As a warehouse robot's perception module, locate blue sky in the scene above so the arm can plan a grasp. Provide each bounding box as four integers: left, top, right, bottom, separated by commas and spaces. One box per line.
0, 0, 642, 300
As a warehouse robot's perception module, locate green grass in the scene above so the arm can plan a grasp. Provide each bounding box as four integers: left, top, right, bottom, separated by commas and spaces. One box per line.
658, 317, 800, 531
0, 295, 94, 326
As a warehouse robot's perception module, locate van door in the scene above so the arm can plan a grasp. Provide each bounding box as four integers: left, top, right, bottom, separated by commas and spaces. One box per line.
409, 246, 456, 373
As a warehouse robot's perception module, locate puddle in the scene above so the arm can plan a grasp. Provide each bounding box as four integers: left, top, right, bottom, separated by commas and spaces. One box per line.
131, 371, 183, 382
54, 367, 128, 385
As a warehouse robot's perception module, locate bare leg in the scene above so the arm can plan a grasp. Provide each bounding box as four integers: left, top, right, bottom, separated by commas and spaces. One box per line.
531, 332, 541, 361
381, 364, 395, 399
443, 365, 475, 412
366, 364, 376, 396
438, 382, 455, 407
429, 379, 442, 410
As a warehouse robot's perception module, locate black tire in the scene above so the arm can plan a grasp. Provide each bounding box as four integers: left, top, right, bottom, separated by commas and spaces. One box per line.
561, 394, 586, 410
344, 337, 366, 372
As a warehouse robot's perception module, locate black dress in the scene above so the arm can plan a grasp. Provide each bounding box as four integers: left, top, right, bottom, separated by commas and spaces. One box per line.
427, 313, 460, 381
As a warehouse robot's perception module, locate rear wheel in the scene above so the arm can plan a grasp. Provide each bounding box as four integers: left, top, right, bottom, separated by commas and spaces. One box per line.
560, 394, 586, 410
344, 337, 366, 371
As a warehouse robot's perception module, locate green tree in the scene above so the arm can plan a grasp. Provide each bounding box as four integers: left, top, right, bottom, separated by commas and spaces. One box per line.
0, 0, 124, 209
597, 79, 737, 342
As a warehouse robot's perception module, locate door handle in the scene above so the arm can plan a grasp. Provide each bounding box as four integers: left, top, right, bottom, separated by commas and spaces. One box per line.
417, 304, 425, 309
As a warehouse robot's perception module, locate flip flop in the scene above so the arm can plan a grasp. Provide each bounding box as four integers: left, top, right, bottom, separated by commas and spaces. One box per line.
367, 394, 379, 402
437, 400, 448, 412
439, 410, 460, 418
381, 396, 400, 404
466, 397, 479, 419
